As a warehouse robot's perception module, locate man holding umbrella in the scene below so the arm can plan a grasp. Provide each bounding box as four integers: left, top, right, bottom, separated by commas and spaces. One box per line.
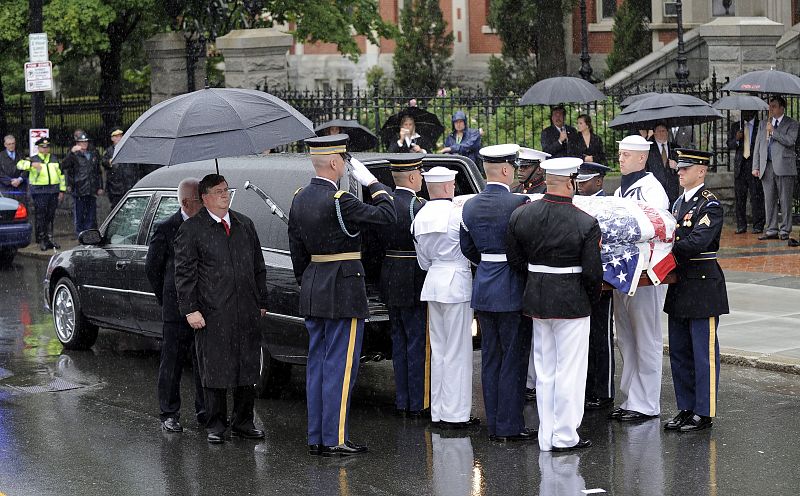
541, 106, 579, 159
288, 135, 396, 456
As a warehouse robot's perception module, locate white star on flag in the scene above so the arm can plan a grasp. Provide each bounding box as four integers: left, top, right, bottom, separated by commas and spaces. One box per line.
622, 250, 633, 262
616, 272, 627, 283
627, 227, 638, 236
610, 256, 621, 267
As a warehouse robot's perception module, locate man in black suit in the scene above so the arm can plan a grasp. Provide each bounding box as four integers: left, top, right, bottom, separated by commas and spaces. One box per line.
174, 174, 268, 444
727, 111, 764, 234
145, 178, 206, 433
647, 123, 680, 207
0, 134, 26, 206
541, 106, 579, 159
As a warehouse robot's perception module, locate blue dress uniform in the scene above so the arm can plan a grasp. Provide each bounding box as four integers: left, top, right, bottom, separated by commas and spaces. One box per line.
460, 144, 532, 441
576, 162, 616, 408
288, 135, 396, 455
376, 155, 429, 415
663, 149, 729, 432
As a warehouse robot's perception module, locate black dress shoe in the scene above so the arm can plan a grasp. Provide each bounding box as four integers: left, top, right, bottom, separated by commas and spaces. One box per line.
779, 233, 790, 240
664, 410, 694, 431
439, 416, 481, 430
39, 242, 49, 251
758, 233, 779, 240
207, 432, 225, 444
752, 228, 763, 234
407, 408, 431, 419
322, 440, 368, 457
679, 414, 712, 432
49, 238, 61, 249
619, 410, 658, 422
491, 427, 537, 442
734, 228, 747, 234
552, 438, 592, 452
525, 388, 536, 402
789, 238, 800, 247
232, 428, 265, 439
308, 444, 323, 456
608, 407, 628, 419
585, 397, 613, 410
394, 408, 408, 418
161, 417, 183, 433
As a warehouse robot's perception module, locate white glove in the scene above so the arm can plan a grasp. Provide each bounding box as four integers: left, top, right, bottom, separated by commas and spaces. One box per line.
349, 157, 377, 186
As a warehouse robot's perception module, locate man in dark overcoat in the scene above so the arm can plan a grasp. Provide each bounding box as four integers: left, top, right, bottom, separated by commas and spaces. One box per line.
145, 177, 206, 433
288, 135, 396, 457
103, 128, 141, 208
376, 154, 429, 418
61, 132, 103, 237
174, 173, 267, 444
540, 106, 579, 159
726, 111, 764, 234
663, 149, 729, 432
460, 144, 533, 443
646, 123, 680, 207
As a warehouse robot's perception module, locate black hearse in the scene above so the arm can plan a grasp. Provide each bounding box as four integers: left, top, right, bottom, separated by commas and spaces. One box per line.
44, 153, 484, 396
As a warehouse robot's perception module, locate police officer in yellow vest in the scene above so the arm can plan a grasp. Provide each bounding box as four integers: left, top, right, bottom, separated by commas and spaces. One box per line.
17, 138, 66, 251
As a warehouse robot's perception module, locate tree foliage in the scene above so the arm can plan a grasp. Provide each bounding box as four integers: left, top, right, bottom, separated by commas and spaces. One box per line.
487, 0, 576, 93
392, 0, 453, 96
605, 0, 651, 77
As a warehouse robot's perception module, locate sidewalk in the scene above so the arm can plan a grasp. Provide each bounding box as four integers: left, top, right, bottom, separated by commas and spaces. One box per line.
18, 217, 800, 373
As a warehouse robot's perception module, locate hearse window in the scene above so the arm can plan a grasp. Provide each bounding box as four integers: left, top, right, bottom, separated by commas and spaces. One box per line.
147, 195, 181, 244
105, 195, 151, 246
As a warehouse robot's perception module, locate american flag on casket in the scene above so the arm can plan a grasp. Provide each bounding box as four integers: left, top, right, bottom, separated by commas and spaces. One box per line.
452, 194, 677, 296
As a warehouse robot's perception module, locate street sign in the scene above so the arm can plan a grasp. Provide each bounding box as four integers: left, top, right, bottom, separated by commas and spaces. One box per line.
29, 129, 49, 157
29, 33, 48, 62
24, 61, 53, 92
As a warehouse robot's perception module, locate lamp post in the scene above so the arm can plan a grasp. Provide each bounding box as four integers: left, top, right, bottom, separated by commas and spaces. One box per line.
578, 0, 595, 82
674, 0, 690, 88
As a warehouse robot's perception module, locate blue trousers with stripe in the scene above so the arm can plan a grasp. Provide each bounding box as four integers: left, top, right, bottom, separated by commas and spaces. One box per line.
477, 310, 531, 437
389, 305, 428, 411
305, 317, 364, 447
668, 316, 720, 417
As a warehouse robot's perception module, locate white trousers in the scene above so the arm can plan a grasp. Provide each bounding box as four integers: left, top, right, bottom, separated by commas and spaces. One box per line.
526, 325, 537, 389
614, 285, 667, 416
533, 316, 590, 451
428, 301, 473, 422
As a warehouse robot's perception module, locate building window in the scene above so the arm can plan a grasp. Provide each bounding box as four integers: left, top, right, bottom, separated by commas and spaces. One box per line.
338, 79, 354, 94
712, 0, 735, 16
601, 0, 617, 19
315, 79, 331, 92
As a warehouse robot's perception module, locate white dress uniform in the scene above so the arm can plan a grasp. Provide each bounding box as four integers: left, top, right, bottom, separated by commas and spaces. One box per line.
614, 136, 671, 417
412, 168, 473, 424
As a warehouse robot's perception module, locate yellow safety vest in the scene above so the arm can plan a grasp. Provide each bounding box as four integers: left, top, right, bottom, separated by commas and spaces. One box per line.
17, 153, 66, 191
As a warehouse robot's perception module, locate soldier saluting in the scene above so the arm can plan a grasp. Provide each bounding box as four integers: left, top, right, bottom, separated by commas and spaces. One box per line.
663, 149, 729, 432
288, 135, 396, 457
377, 154, 429, 418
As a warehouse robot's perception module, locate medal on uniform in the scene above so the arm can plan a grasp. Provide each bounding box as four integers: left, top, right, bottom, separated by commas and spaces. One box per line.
683, 211, 693, 227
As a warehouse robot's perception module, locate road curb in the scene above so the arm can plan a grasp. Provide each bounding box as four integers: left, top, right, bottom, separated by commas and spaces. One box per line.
662, 345, 800, 376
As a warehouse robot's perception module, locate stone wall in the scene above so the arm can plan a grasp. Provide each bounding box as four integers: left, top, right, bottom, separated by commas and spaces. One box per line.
216, 29, 293, 91
144, 32, 206, 105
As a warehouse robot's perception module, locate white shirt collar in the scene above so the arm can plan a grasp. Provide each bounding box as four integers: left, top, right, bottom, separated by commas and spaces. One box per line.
315, 176, 338, 188
746, 118, 755, 127
656, 140, 668, 147
180, 209, 190, 221
774, 115, 783, 125
206, 209, 231, 225
486, 181, 511, 191
683, 183, 704, 203
395, 186, 417, 194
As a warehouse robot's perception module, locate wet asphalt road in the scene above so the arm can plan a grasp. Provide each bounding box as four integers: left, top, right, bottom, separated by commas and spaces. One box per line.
1, 257, 800, 496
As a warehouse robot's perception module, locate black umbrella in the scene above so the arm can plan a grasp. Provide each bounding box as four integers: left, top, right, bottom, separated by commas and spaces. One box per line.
622, 93, 710, 112
712, 95, 769, 111
380, 107, 444, 151
721, 69, 800, 96
112, 88, 316, 171
315, 119, 378, 152
609, 93, 721, 129
619, 92, 660, 108
519, 76, 606, 105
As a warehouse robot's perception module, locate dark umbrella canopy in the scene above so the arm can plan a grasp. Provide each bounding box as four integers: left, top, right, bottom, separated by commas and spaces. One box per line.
315, 119, 378, 152
619, 92, 660, 108
519, 76, 606, 105
610, 105, 722, 129
112, 88, 316, 166
622, 93, 710, 112
380, 107, 444, 150
712, 95, 769, 111
721, 69, 800, 96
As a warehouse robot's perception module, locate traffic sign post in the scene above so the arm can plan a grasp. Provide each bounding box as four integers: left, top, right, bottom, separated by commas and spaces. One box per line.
24, 61, 53, 92
29, 33, 48, 62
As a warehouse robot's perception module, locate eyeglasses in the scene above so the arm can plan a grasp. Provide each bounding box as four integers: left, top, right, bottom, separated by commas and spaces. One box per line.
206, 187, 233, 196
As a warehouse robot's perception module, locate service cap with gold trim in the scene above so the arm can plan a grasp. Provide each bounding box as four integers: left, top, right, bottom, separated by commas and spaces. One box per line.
388, 153, 425, 171
305, 134, 349, 155
110, 128, 124, 137
675, 148, 712, 168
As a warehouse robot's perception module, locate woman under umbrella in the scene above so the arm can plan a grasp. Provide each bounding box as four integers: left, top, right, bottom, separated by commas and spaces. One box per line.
570, 114, 606, 164
388, 114, 429, 153
382, 107, 443, 154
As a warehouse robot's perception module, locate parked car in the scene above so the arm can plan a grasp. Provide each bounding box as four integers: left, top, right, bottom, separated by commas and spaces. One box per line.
44, 153, 485, 396
0, 194, 32, 265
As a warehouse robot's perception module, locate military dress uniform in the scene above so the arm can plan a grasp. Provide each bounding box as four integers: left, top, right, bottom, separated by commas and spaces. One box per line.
664, 149, 729, 432
288, 135, 396, 455
460, 144, 532, 441
506, 157, 603, 452
377, 155, 429, 416
576, 162, 616, 408
17, 138, 66, 250
511, 147, 549, 195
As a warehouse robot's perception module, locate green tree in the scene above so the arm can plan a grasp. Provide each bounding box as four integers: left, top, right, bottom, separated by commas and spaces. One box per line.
392, 0, 453, 95
605, 0, 651, 77
487, 0, 576, 93
0, 0, 28, 135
